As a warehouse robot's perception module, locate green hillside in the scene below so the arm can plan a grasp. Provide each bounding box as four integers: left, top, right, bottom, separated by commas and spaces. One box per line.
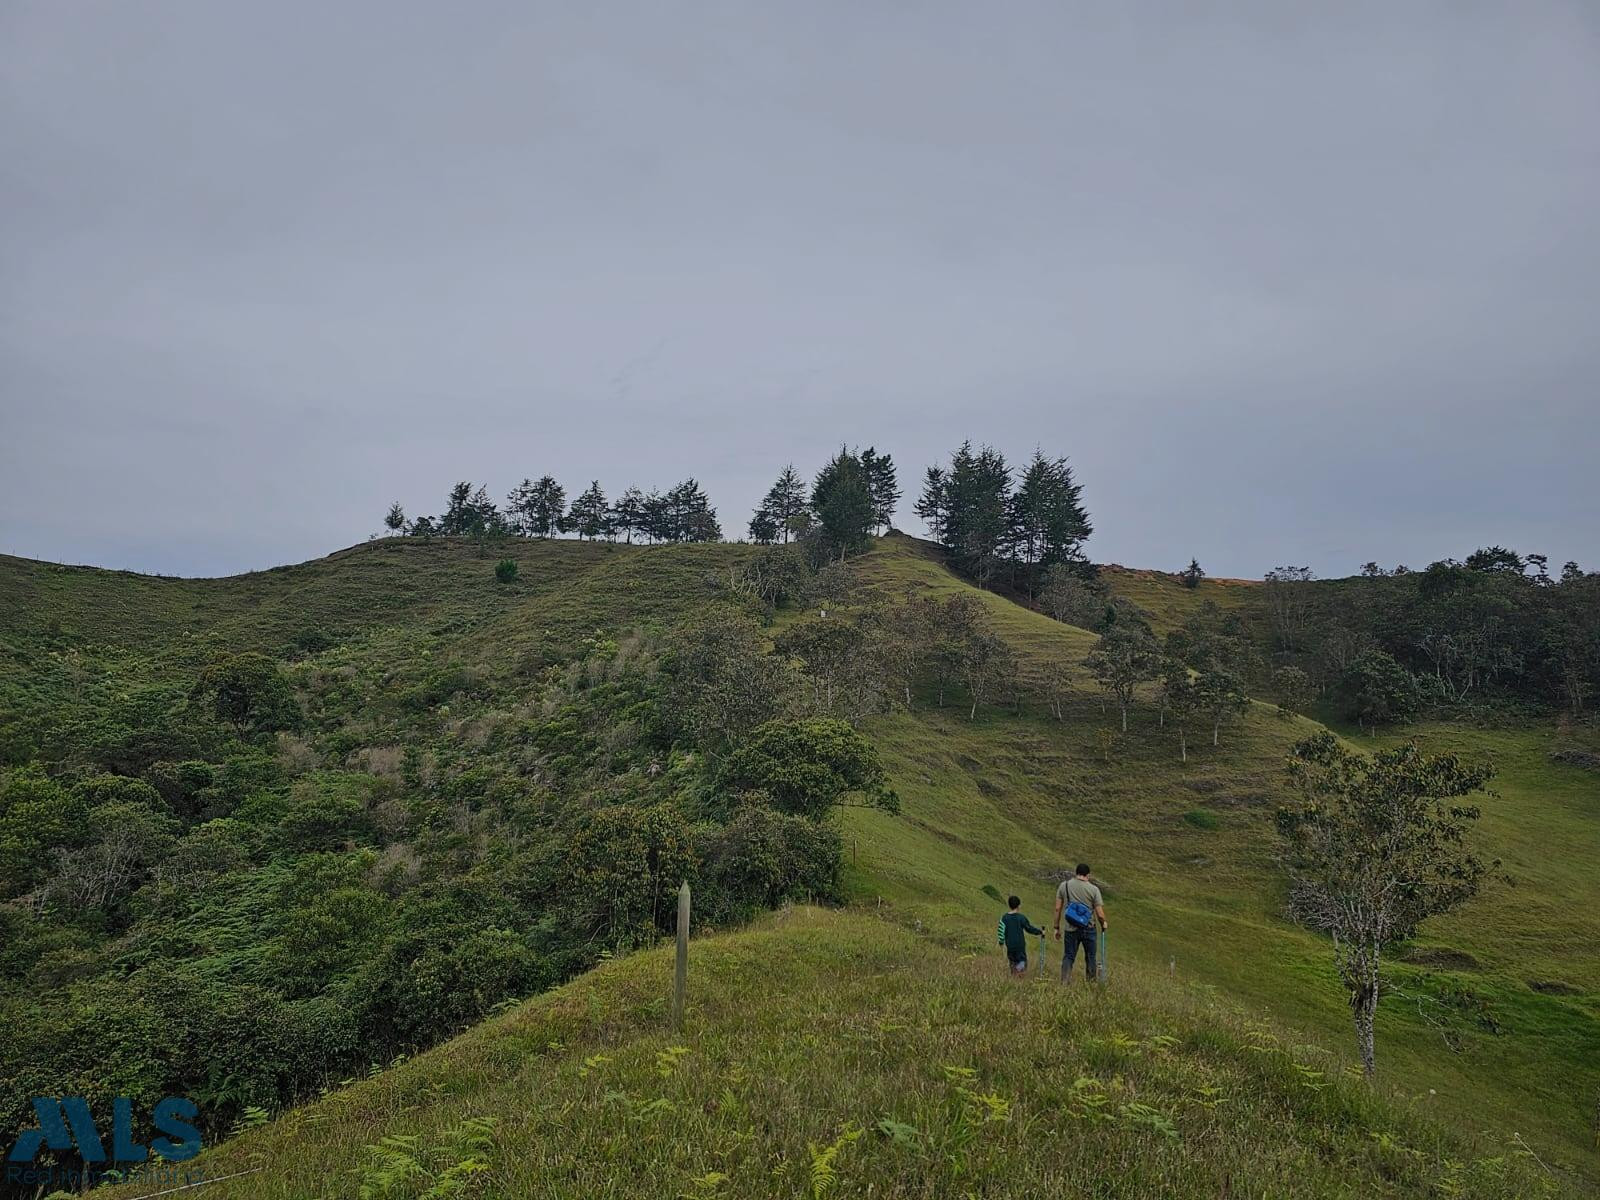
5, 535, 1596, 1197
843, 540, 1600, 1172
96, 909, 1563, 1200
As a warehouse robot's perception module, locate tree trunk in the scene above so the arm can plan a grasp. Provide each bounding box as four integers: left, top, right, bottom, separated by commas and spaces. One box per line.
1212, 717, 1220, 747
969, 697, 978, 720
1351, 957, 1379, 1081
1179, 727, 1187, 763
1120, 705, 1128, 733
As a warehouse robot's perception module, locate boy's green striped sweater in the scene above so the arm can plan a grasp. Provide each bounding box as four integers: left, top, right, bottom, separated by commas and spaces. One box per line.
997, 911, 1043, 960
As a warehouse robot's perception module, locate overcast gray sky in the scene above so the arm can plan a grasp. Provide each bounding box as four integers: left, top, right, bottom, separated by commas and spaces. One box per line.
3, 2, 1597, 579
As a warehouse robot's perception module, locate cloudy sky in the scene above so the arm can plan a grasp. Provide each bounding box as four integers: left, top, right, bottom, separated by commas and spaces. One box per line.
3, 1, 1597, 579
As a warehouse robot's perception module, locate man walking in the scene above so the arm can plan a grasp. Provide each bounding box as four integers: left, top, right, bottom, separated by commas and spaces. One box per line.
1053, 863, 1107, 984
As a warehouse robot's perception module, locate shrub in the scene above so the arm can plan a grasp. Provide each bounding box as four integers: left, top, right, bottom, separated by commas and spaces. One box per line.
495, 558, 519, 584
356, 925, 550, 1046
719, 719, 898, 821
276, 782, 375, 853
289, 626, 337, 656
697, 803, 843, 918
1338, 651, 1420, 730
0, 769, 87, 899
44, 800, 180, 916
562, 803, 696, 946
401, 664, 484, 712
1271, 665, 1314, 718
71, 773, 168, 814
191, 653, 300, 734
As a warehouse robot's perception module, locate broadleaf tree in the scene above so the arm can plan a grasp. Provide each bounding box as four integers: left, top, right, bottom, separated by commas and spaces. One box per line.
1084, 624, 1163, 732
1277, 733, 1495, 1079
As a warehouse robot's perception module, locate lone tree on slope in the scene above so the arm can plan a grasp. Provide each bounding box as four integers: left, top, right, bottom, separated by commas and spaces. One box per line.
1276, 733, 1494, 1081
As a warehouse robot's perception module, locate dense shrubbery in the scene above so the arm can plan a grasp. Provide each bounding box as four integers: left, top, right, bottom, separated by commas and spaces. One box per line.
0, 571, 892, 1160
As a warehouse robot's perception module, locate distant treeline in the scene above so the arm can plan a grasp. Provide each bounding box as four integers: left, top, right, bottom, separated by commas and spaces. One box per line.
389, 477, 721, 544
1250, 550, 1600, 723
382, 441, 1091, 591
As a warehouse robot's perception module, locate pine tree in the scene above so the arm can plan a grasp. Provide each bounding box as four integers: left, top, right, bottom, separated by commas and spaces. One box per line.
1038, 456, 1090, 566
1008, 449, 1091, 591
532, 477, 566, 538
748, 507, 780, 544
811, 449, 874, 560
1009, 450, 1053, 570
760, 465, 809, 544
944, 443, 1011, 588
916, 466, 949, 543
506, 479, 535, 536
568, 481, 609, 540
507, 477, 565, 538
923, 444, 1091, 592
666, 478, 721, 542
440, 482, 476, 535
384, 502, 406, 535
611, 487, 645, 543
468, 486, 500, 536
640, 490, 671, 542
859, 447, 900, 534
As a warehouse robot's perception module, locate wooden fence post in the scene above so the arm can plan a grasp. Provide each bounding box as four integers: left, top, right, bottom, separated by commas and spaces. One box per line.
671, 880, 690, 1031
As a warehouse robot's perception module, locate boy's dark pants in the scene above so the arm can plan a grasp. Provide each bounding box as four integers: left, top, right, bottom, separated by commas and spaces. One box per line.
1061, 927, 1097, 982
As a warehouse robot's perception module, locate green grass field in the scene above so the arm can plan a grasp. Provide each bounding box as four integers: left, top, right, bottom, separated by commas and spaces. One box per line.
844, 539, 1599, 1176
96, 908, 1564, 1200
7, 534, 1595, 1197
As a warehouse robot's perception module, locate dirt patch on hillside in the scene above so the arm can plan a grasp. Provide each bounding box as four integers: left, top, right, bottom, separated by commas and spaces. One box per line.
1527, 978, 1582, 996
1550, 749, 1600, 771
1399, 946, 1481, 971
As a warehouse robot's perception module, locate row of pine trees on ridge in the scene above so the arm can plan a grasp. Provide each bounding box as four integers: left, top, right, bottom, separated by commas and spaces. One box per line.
383, 443, 1094, 586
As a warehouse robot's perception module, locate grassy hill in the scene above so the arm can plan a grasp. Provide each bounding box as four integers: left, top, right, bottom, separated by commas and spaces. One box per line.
96, 909, 1562, 1200
4, 535, 1595, 1197
843, 539, 1599, 1174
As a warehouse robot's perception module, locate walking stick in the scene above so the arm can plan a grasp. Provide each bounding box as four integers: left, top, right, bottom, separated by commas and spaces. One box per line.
1097, 928, 1108, 982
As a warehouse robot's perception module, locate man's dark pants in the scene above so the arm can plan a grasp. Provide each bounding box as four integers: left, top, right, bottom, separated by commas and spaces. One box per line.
1061, 926, 1097, 982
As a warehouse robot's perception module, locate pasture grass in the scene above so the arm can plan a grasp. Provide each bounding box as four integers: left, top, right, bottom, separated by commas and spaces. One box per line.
97, 908, 1563, 1199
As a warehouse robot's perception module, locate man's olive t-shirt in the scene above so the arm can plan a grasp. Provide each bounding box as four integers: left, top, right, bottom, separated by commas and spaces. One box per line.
1057, 877, 1103, 923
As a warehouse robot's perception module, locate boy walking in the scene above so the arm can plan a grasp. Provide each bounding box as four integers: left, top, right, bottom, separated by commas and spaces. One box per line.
997, 895, 1044, 977
1053, 863, 1107, 984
